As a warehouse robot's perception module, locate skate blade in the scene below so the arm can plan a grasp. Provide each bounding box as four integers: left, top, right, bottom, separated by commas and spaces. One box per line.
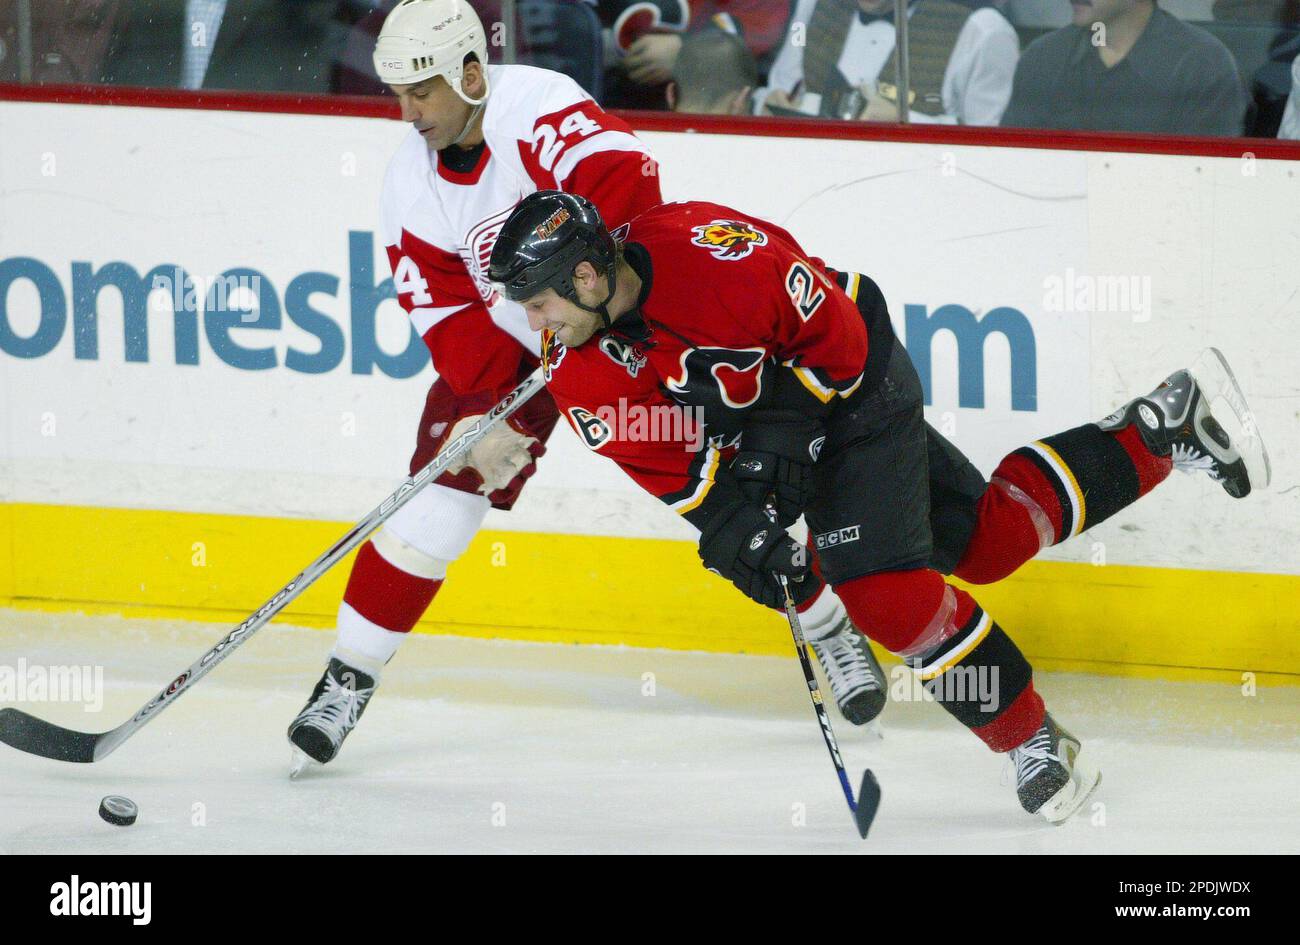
1038, 755, 1101, 825
288, 746, 319, 780
1190, 347, 1272, 492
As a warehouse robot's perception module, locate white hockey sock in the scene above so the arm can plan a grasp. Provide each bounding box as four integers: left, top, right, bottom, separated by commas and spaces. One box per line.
800, 587, 848, 643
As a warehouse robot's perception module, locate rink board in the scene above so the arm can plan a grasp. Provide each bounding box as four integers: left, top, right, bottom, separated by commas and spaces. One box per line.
2, 99, 1299, 681
2, 502, 1298, 686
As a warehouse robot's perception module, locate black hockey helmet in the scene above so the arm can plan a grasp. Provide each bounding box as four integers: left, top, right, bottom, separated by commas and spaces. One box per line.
489, 190, 619, 324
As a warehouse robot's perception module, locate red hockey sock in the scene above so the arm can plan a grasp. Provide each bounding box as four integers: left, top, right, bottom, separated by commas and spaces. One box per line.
1111, 423, 1173, 497
988, 422, 1173, 549
342, 541, 442, 634
836, 571, 1040, 753
952, 479, 1048, 585
971, 680, 1046, 752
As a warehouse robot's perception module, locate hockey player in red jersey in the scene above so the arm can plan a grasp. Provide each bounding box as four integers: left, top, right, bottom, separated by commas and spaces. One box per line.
287, 0, 886, 774
487, 191, 1270, 821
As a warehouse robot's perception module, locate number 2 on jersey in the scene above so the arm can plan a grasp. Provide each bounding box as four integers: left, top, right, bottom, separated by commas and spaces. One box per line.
785, 261, 826, 322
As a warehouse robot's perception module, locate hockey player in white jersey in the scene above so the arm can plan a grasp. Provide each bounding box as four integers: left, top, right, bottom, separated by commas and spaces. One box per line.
287, 0, 887, 774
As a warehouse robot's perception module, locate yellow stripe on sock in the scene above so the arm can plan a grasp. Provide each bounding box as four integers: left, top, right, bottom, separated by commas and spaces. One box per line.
917, 610, 994, 680
1032, 440, 1087, 537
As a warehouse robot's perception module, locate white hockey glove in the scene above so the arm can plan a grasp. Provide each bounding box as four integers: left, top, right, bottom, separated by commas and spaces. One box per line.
439, 414, 539, 494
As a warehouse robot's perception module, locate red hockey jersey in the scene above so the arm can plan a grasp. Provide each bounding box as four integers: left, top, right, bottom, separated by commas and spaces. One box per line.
542, 200, 872, 529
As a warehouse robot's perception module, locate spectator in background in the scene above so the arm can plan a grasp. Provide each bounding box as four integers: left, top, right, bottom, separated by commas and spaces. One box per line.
1239, 20, 1300, 135
601, 0, 794, 108
0, 0, 126, 83
1211, 0, 1297, 23
667, 26, 758, 114
1001, 0, 1247, 135
100, 0, 352, 92
758, 0, 1019, 125
1279, 51, 1300, 134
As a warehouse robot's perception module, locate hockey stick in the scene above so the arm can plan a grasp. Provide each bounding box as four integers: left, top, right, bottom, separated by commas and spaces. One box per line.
775, 573, 881, 839
0, 369, 547, 764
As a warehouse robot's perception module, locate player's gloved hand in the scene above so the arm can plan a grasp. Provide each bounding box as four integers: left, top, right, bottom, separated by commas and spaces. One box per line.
731, 410, 826, 527
698, 502, 820, 609
440, 414, 539, 495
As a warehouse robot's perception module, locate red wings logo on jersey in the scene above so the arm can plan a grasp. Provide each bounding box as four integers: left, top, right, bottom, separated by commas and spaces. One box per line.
690, 220, 769, 260
465, 205, 515, 302
542, 329, 567, 381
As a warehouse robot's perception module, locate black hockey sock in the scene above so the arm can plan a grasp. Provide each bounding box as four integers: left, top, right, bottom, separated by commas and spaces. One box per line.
907, 596, 1043, 752
999, 423, 1143, 544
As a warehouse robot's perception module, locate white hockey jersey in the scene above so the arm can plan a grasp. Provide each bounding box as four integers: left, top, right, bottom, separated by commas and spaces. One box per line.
378, 64, 661, 396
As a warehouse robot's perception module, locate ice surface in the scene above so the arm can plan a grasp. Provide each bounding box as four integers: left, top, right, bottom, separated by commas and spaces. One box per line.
1, 609, 1296, 854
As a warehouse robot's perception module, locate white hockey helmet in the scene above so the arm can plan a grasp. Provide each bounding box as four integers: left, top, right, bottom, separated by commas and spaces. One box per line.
373, 0, 490, 105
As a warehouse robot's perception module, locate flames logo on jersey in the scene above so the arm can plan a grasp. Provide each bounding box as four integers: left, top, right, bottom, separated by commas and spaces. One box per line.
690, 220, 768, 260
541, 329, 567, 381
665, 346, 769, 446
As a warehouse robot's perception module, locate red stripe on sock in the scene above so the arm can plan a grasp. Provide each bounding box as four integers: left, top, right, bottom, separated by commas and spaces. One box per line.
991, 452, 1064, 543
971, 680, 1047, 752
952, 483, 1044, 585
342, 541, 442, 634
1112, 424, 1173, 497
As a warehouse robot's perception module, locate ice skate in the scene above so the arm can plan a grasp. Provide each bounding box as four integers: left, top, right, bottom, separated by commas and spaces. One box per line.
1007, 713, 1100, 824
1099, 347, 1270, 498
808, 613, 888, 727
287, 656, 378, 777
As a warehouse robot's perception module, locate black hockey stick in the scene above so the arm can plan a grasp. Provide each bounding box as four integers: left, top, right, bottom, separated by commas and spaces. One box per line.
776, 573, 881, 839
0, 369, 547, 764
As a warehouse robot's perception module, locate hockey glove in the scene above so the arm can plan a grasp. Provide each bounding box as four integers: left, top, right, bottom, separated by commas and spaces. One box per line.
698, 502, 820, 610
731, 410, 826, 527
440, 413, 540, 495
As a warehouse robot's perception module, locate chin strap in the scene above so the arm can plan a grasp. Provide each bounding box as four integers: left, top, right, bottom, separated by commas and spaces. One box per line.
568, 261, 619, 330
448, 69, 490, 146
449, 99, 487, 147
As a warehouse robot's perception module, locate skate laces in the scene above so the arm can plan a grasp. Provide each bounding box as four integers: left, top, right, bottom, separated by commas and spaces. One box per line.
813, 625, 881, 701
1008, 726, 1056, 790
1171, 442, 1221, 479
297, 672, 373, 749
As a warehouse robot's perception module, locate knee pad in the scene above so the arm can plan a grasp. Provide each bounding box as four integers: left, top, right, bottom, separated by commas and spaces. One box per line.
835, 568, 966, 656
382, 482, 491, 568
950, 479, 1052, 586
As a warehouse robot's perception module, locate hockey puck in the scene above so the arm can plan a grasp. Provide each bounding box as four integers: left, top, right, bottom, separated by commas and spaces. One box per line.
98, 795, 138, 827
